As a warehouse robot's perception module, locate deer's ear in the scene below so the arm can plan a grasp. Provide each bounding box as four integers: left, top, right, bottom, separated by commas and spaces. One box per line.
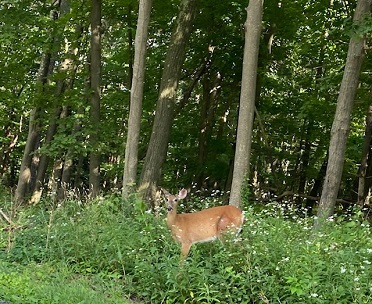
161, 188, 170, 197
178, 188, 188, 199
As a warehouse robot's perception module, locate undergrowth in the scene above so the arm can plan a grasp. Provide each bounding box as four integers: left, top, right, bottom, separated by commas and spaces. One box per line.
0, 191, 371, 303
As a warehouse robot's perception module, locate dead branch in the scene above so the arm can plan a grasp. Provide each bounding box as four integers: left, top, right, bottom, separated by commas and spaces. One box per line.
273, 190, 354, 205
0, 208, 12, 225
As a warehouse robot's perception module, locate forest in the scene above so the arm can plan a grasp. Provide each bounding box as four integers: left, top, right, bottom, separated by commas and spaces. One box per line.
0, 0, 372, 303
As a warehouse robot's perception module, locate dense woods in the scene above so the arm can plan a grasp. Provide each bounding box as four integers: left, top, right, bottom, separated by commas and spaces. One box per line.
1, 1, 372, 303
1, 0, 372, 214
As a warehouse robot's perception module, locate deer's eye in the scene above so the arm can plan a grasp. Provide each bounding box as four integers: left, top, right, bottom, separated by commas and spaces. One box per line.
174, 199, 178, 202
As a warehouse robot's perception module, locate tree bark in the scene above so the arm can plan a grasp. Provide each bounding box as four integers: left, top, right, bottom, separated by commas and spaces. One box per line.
122, 0, 152, 198
89, 0, 102, 199
315, 0, 371, 226
229, 0, 263, 208
138, 0, 198, 204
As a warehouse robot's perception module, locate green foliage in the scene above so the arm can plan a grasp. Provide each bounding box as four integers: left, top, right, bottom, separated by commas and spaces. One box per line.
1, 195, 371, 303
0, 261, 128, 304
1, 0, 371, 203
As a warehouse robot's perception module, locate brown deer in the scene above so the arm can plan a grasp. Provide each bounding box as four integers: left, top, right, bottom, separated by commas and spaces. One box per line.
162, 188, 244, 260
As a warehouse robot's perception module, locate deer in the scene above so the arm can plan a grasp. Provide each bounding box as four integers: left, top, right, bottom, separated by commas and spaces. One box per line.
162, 188, 244, 260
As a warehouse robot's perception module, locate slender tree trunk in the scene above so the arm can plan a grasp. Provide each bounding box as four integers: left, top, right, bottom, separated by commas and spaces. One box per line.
89, 0, 102, 198
229, 0, 263, 208
305, 152, 328, 212
315, 0, 371, 226
127, 4, 134, 89
196, 75, 212, 187
57, 105, 83, 201
122, 0, 152, 198
0, 120, 18, 178
55, 25, 84, 201
138, 0, 198, 204
298, 125, 311, 196
176, 48, 214, 113
196, 72, 220, 188
14, 107, 42, 204
58, 150, 74, 201
357, 104, 372, 206
30, 106, 63, 204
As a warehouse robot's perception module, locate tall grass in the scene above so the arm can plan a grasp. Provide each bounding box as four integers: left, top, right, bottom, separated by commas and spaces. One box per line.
0, 192, 371, 303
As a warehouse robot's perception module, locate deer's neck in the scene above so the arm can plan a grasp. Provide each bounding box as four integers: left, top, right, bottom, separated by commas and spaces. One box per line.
166, 205, 178, 227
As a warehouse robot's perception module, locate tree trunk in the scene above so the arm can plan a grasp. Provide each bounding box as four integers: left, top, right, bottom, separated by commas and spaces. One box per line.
122, 0, 153, 198
0, 117, 19, 179
138, 0, 198, 204
30, 106, 63, 204
127, 3, 134, 89
89, 0, 102, 199
315, 0, 371, 226
229, 0, 263, 208
20, 0, 71, 204
196, 72, 220, 188
196, 75, 212, 187
297, 125, 311, 200
357, 104, 372, 206
55, 25, 84, 202
14, 107, 42, 204
305, 152, 328, 212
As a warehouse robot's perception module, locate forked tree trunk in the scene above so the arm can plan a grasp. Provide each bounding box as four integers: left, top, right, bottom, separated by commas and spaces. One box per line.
89, 0, 102, 199
122, 0, 153, 198
315, 0, 371, 226
31, 0, 76, 204
139, 0, 198, 204
229, 0, 263, 208
14, 2, 63, 204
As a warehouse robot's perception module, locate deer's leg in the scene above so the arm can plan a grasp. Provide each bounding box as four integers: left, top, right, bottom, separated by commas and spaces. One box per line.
180, 242, 192, 260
